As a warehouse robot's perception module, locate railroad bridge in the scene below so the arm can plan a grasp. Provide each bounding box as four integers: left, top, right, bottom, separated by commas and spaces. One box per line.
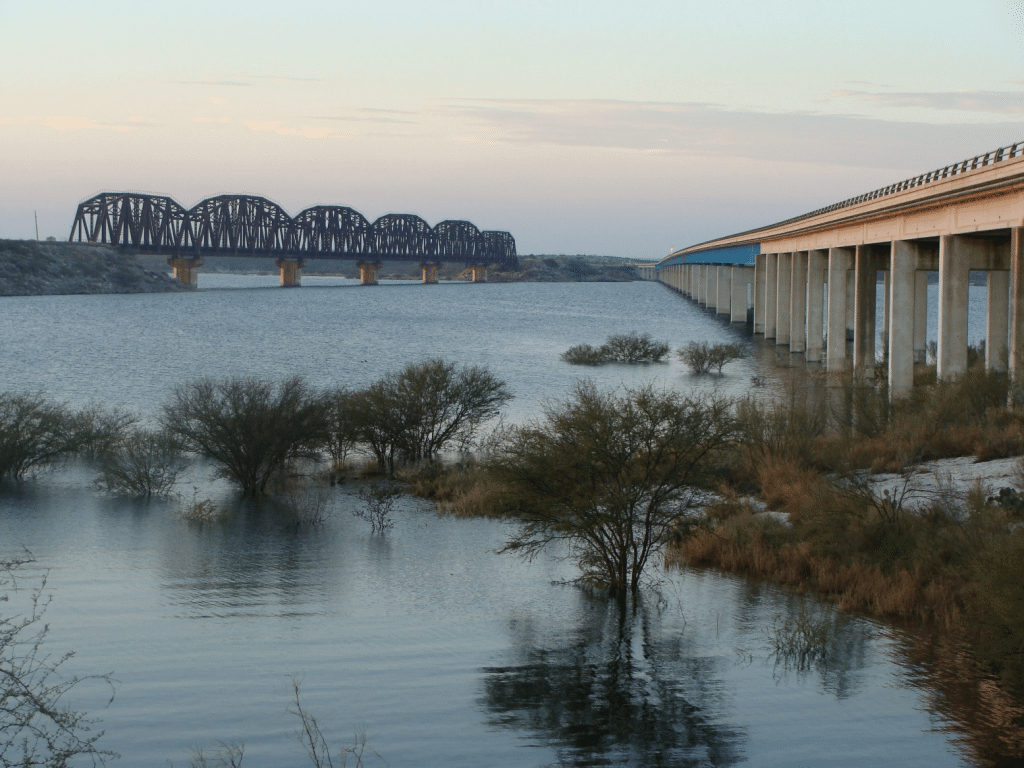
657, 141, 1024, 397
69, 193, 518, 286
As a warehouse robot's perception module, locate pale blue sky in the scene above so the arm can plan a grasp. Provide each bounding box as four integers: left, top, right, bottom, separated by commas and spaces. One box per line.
2, 1, 1022, 256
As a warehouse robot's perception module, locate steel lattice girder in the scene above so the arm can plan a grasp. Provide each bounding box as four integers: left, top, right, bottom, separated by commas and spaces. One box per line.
68, 192, 518, 267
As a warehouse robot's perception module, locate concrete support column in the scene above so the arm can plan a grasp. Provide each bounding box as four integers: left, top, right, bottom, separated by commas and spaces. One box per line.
826, 247, 853, 374
731, 266, 752, 323
421, 262, 440, 284
754, 253, 767, 334
790, 251, 808, 354
914, 272, 929, 363
716, 265, 730, 315
853, 245, 877, 378
1011, 228, 1024, 402
765, 254, 778, 340
882, 271, 891, 360
806, 249, 827, 362
988, 270, 1009, 372
469, 264, 487, 283
776, 252, 792, 346
276, 258, 305, 287
889, 241, 917, 397
937, 235, 970, 380
167, 257, 203, 287
357, 261, 381, 286
696, 265, 705, 304
707, 266, 718, 310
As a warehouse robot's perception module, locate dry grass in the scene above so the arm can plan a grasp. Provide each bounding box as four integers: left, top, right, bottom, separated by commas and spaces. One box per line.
401, 460, 509, 518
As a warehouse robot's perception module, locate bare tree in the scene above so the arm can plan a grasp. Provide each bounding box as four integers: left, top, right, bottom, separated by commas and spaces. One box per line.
95, 428, 188, 497
491, 382, 738, 597
349, 359, 511, 470
0, 552, 117, 767
162, 377, 330, 496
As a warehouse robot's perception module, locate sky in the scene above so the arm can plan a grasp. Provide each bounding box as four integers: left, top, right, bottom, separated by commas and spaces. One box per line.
2, 0, 1023, 258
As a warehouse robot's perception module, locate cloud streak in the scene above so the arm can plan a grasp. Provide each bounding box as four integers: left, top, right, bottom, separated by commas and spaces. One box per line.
828, 89, 1024, 114
432, 98, 1023, 171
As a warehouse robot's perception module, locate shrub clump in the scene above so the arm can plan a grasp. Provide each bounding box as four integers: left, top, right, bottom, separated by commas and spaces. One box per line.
96, 428, 188, 497
560, 332, 670, 365
678, 341, 744, 374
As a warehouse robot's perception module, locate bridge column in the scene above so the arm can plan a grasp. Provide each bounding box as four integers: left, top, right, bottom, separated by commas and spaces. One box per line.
854, 244, 878, 379
1011, 228, 1024, 403
753, 253, 766, 334
276, 258, 305, 288
776, 252, 792, 345
716, 265, 730, 316
806, 249, 827, 362
826, 247, 853, 375
988, 270, 1009, 372
790, 251, 807, 354
167, 257, 202, 287
765, 253, 778, 340
889, 240, 918, 397
937, 235, 971, 380
698, 265, 708, 305
469, 264, 487, 283
914, 271, 929, 363
357, 261, 381, 286
421, 262, 440, 284
731, 266, 752, 323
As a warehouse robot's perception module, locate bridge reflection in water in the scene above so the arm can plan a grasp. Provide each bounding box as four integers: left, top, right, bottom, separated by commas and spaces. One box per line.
68, 192, 517, 287
658, 141, 1024, 396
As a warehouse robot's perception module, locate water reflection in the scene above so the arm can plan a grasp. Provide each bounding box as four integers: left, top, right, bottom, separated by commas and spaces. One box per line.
887, 630, 1024, 767
481, 596, 747, 767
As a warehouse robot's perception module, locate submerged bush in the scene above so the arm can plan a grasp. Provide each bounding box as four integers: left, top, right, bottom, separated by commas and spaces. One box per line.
162, 376, 331, 496
561, 332, 670, 366
678, 341, 744, 374
96, 428, 188, 497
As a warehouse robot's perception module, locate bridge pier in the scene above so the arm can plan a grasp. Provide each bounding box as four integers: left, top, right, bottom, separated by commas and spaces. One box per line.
731, 266, 753, 323
853, 245, 880, 379
776, 252, 792, 346
806, 250, 827, 362
357, 261, 381, 286
826, 247, 854, 376
469, 264, 487, 283
715, 266, 728, 315
276, 258, 305, 287
167, 257, 203, 287
421, 262, 440, 284
790, 251, 808, 354
753, 254, 766, 333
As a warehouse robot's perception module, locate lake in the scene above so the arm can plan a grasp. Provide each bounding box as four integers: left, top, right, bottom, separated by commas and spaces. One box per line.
0, 276, 1008, 766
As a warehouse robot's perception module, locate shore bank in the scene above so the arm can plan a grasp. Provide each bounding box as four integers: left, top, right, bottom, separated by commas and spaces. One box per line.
0, 240, 187, 297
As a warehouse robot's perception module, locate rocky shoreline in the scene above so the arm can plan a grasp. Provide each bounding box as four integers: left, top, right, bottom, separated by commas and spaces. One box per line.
0, 240, 187, 297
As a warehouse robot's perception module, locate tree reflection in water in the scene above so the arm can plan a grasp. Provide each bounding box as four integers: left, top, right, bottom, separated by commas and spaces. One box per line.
480, 596, 746, 767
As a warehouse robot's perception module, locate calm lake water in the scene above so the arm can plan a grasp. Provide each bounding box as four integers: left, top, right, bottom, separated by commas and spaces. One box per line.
0, 277, 1011, 766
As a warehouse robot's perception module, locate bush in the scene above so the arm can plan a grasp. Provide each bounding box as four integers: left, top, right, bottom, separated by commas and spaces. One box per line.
560, 333, 670, 366
678, 342, 744, 374
1, 552, 117, 766
0, 393, 85, 480
96, 428, 188, 497
560, 344, 608, 366
349, 359, 512, 470
492, 381, 737, 597
600, 332, 670, 363
162, 376, 331, 496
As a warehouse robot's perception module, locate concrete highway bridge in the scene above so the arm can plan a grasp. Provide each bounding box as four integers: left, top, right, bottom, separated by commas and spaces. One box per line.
656, 141, 1024, 396
69, 192, 517, 287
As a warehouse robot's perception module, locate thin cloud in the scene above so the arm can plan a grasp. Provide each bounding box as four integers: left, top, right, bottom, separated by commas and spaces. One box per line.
829, 89, 1024, 114
431, 97, 1022, 171
240, 120, 335, 139
842, 80, 893, 88
171, 79, 253, 87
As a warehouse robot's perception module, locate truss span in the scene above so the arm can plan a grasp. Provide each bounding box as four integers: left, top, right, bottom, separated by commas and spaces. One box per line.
69, 192, 518, 267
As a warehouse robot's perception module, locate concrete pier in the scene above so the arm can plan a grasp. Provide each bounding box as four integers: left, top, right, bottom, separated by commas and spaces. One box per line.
469, 264, 487, 283
826, 247, 853, 375
357, 261, 381, 286
776, 252, 792, 346
276, 258, 305, 287
167, 257, 203, 287
806, 250, 827, 362
420, 262, 440, 284
790, 251, 807, 354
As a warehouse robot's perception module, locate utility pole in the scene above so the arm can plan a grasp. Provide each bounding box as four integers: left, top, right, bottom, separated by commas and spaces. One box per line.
34, 211, 39, 241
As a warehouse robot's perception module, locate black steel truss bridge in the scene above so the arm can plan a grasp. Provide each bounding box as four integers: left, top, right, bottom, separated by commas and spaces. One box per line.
69, 192, 517, 268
